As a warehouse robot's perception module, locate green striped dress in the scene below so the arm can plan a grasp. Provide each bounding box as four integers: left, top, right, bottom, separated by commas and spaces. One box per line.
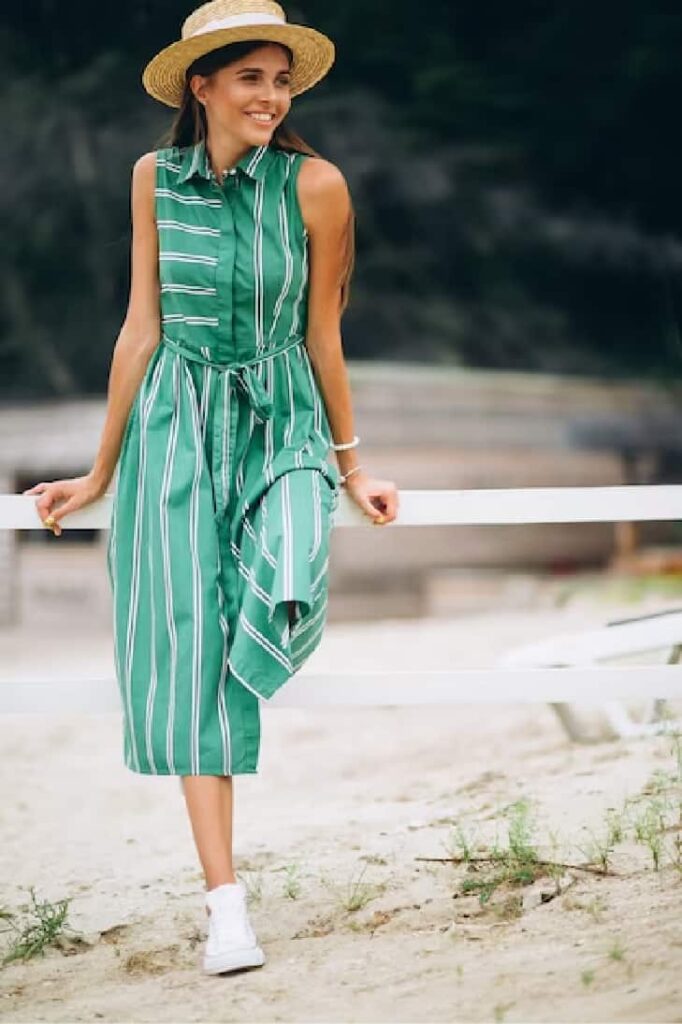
106, 137, 340, 776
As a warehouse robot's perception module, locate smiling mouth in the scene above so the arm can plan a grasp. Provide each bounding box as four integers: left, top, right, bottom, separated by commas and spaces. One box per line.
245, 112, 275, 124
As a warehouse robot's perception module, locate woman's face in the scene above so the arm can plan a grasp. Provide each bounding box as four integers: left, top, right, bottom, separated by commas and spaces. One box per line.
190, 43, 292, 145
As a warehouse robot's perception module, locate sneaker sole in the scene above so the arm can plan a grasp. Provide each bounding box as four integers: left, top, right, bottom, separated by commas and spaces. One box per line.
203, 944, 266, 975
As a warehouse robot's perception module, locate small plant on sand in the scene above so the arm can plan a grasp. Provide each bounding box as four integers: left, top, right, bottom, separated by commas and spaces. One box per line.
604, 806, 627, 846
321, 863, 383, 913
0, 887, 81, 966
581, 968, 596, 987
631, 798, 667, 871
617, 730, 682, 872
360, 853, 388, 866
607, 936, 626, 962
670, 729, 682, 784
239, 869, 265, 903
458, 798, 543, 905
576, 822, 615, 874
575, 800, 629, 871
444, 822, 478, 863
642, 768, 674, 797
281, 863, 302, 901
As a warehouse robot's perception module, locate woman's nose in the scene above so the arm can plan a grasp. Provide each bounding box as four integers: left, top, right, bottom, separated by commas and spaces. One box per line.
259, 83, 277, 103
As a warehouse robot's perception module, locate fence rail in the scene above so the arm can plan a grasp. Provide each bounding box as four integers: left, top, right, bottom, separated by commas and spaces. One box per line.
2, 487, 682, 736
3, 484, 682, 529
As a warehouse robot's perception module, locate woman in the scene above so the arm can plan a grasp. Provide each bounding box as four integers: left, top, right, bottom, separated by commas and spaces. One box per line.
24, 0, 399, 975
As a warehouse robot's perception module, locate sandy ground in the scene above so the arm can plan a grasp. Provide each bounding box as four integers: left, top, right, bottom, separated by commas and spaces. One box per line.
1, 593, 682, 1023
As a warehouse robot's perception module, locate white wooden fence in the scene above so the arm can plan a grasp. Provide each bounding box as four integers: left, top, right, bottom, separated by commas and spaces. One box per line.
2, 486, 682, 740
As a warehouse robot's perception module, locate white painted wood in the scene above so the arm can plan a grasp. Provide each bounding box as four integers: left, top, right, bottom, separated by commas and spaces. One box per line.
0, 473, 16, 626
499, 610, 682, 666
500, 612, 682, 742
5, 485, 682, 530
2, 665, 682, 715
4, 486, 682, 742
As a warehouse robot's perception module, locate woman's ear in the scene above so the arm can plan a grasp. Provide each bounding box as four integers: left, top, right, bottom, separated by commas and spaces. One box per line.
188, 74, 207, 106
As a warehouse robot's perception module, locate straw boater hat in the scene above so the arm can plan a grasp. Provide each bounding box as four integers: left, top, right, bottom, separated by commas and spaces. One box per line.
142, 0, 335, 107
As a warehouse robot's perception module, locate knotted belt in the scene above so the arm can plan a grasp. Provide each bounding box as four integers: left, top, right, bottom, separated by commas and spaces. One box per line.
161, 332, 305, 422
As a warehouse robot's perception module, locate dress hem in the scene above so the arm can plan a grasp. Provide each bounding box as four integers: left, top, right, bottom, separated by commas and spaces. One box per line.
124, 762, 259, 777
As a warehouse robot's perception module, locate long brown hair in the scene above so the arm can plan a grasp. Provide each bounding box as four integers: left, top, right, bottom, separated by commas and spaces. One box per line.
155, 39, 355, 314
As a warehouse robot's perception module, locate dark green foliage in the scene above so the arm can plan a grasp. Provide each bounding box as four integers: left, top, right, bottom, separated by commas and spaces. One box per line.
3, 1, 682, 396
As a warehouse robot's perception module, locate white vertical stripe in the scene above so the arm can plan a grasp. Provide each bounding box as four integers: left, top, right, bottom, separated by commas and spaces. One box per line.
216, 377, 232, 773
144, 522, 159, 773
253, 180, 265, 353
301, 346, 327, 448
216, 596, 232, 776
269, 157, 295, 343
245, 145, 268, 177
262, 359, 275, 488
282, 352, 304, 469
254, 498, 278, 574
220, 371, 232, 514
184, 364, 205, 775
161, 358, 182, 774
309, 469, 323, 563
280, 471, 294, 623
200, 364, 211, 443
235, 378, 258, 503
123, 353, 166, 772
290, 228, 308, 337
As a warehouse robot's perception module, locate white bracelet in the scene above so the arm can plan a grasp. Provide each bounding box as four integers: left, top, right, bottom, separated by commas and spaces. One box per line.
339, 464, 363, 485
332, 434, 360, 451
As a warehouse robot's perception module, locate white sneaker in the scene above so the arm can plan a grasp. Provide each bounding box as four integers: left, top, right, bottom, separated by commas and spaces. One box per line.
202, 880, 265, 975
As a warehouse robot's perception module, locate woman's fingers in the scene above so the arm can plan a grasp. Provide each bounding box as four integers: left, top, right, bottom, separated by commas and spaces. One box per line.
23, 477, 94, 537
27, 483, 65, 534
345, 478, 400, 525
380, 494, 398, 521
387, 486, 400, 519
49, 495, 80, 525
36, 488, 62, 516
370, 485, 399, 524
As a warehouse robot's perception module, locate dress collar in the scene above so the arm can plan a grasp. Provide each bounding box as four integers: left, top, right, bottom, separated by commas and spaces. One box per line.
177, 137, 276, 184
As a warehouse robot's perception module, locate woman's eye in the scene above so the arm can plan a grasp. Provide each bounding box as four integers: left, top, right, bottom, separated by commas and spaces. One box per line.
242, 74, 290, 84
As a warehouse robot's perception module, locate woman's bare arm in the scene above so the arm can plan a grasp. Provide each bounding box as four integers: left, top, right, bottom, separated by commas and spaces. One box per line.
297, 157, 357, 478
24, 151, 161, 532
297, 157, 398, 524
89, 150, 161, 493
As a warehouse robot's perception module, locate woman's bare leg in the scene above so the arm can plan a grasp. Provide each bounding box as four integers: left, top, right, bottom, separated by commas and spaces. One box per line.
180, 775, 236, 910
183, 609, 295, 909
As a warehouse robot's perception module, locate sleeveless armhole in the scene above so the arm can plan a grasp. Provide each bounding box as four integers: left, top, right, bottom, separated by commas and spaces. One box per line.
154, 148, 169, 225
288, 151, 311, 243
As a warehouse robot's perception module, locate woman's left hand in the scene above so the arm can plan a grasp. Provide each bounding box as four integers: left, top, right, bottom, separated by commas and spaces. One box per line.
341, 469, 399, 525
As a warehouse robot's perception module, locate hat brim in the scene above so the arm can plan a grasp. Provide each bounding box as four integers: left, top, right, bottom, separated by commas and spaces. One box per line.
142, 23, 335, 107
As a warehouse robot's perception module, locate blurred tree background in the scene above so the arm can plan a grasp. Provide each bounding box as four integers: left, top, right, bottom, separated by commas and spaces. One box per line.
3, 0, 682, 397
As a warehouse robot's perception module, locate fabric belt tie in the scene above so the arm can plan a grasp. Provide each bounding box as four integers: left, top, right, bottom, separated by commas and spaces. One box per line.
161, 333, 304, 422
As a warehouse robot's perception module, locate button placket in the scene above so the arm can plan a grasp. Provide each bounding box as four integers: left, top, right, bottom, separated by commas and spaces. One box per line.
212, 172, 236, 353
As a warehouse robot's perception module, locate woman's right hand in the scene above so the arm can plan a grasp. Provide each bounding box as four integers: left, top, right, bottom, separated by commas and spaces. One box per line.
22, 473, 106, 536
